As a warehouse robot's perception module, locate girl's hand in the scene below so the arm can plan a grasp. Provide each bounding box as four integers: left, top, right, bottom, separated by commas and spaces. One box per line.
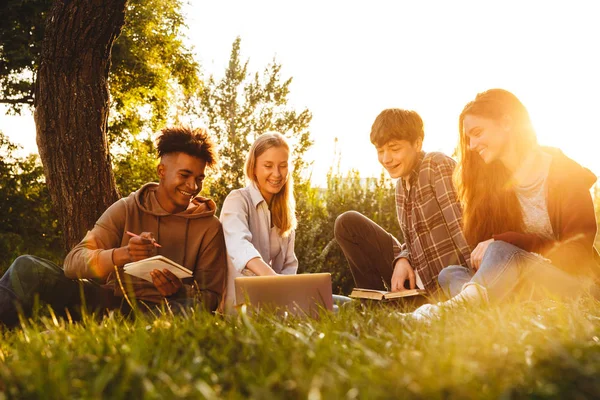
470, 238, 494, 271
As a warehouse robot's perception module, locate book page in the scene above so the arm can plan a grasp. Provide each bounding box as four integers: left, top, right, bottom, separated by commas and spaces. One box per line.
123, 256, 193, 283
351, 288, 388, 295
383, 289, 427, 299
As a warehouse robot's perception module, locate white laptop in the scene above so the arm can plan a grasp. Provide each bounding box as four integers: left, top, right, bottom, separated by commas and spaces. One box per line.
234, 273, 334, 318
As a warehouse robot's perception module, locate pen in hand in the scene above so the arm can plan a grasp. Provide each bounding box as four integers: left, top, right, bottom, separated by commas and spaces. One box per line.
126, 231, 162, 247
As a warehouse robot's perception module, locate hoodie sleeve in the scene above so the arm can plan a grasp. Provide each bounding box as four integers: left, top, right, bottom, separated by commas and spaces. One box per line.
191, 216, 227, 312
63, 199, 126, 279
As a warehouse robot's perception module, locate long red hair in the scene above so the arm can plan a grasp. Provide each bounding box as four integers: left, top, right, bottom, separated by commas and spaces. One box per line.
454, 89, 538, 247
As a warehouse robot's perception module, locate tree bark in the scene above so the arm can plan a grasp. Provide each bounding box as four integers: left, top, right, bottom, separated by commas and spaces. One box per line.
34, 0, 126, 251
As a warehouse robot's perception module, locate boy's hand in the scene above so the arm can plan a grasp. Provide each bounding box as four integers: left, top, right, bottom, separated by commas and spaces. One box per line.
151, 269, 183, 297
391, 258, 415, 292
127, 232, 157, 262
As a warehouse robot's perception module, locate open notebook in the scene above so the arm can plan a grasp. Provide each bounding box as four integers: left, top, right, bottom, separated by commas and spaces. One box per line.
123, 255, 193, 282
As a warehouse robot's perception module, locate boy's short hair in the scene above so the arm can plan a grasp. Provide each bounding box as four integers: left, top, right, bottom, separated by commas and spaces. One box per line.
156, 126, 217, 167
370, 108, 425, 147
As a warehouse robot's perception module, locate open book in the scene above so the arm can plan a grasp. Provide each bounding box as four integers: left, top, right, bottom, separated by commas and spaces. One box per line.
123, 255, 193, 283
349, 288, 427, 301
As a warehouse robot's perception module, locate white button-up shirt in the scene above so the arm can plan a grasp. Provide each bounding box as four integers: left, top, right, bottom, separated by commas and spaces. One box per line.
220, 183, 298, 308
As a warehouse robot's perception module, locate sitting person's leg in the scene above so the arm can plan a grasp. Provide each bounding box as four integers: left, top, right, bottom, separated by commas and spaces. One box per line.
466, 240, 591, 303
332, 294, 353, 306
0, 255, 116, 327
410, 240, 592, 320
437, 265, 473, 299
334, 211, 396, 290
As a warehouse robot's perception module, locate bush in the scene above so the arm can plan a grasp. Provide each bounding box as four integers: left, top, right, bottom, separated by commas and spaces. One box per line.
0, 133, 63, 273
295, 167, 399, 295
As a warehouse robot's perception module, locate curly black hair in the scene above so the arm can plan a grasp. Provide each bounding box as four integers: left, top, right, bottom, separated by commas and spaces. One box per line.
156, 126, 217, 167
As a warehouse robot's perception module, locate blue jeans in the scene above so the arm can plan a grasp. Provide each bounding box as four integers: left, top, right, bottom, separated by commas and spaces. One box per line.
438, 241, 592, 302
1, 255, 218, 327
0, 255, 123, 327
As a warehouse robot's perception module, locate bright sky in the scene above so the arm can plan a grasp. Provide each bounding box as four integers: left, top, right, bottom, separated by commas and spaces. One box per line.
1, 0, 599, 186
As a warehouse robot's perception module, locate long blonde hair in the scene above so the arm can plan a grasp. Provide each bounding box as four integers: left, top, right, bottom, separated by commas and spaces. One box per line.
245, 133, 297, 237
455, 89, 538, 247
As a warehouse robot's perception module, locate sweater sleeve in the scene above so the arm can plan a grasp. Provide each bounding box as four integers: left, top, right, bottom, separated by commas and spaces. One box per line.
392, 179, 411, 267
493, 179, 597, 275
63, 199, 127, 279
219, 190, 262, 272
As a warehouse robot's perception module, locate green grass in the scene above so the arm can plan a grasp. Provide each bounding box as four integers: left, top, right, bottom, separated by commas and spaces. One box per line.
2, 298, 600, 399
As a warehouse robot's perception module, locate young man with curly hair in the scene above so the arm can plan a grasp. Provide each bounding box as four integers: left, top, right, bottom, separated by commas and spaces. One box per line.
0, 126, 227, 327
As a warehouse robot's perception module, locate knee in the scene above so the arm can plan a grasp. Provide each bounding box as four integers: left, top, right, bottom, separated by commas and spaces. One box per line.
334, 211, 363, 240
437, 265, 465, 289
483, 240, 520, 262
8, 255, 39, 275
6, 255, 60, 281
437, 267, 451, 289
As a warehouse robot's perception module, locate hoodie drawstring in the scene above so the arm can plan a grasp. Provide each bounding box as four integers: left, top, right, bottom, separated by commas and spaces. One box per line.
156, 216, 161, 254
182, 219, 190, 267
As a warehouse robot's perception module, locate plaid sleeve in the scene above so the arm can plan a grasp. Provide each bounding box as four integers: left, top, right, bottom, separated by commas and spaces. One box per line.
392, 240, 410, 267
393, 179, 411, 264
431, 154, 472, 268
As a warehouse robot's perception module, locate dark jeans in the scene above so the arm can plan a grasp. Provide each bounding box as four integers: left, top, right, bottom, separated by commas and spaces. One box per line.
0, 255, 123, 328
334, 211, 398, 290
438, 241, 594, 302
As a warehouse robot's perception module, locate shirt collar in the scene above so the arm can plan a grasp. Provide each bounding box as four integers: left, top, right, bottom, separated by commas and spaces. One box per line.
401, 151, 425, 190
248, 182, 266, 208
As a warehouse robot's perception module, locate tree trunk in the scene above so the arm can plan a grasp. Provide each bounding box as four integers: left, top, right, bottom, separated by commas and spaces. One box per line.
34, 0, 126, 251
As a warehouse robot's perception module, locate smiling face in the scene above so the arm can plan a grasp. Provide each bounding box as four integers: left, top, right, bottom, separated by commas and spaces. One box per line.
253, 146, 289, 204
376, 139, 422, 180
155, 152, 207, 214
462, 114, 511, 164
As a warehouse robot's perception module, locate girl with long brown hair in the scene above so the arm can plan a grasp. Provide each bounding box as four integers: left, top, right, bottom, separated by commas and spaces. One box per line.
408, 89, 599, 320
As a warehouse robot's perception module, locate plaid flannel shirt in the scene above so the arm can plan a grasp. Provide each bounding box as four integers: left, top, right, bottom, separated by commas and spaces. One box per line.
392, 151, 472, 290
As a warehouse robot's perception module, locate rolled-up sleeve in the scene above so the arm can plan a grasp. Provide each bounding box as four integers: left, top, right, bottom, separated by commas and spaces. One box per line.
220, 190, 262, 272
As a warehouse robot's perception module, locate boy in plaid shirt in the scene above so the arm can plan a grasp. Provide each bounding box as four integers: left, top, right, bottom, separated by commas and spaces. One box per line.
335, 108, 471, 294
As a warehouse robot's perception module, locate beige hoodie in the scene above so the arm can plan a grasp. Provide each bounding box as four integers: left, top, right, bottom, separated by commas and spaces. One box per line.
63, 183, 227, 311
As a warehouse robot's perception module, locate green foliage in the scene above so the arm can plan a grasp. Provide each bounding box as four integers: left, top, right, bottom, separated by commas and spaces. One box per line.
108, 0, 201, 144
113, 136, 159, 196
2, 298, 600, 398
0, 133, 62, 273
193, 37, 313, 209
0, 0, 52, 111
295, 158, 398, 294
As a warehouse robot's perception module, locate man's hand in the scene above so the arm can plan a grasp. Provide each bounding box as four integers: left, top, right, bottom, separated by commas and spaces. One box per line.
391, 258, 415, 292
470, 238, 494, 271
127, 232, 157, 262
151, 269, 183, 297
